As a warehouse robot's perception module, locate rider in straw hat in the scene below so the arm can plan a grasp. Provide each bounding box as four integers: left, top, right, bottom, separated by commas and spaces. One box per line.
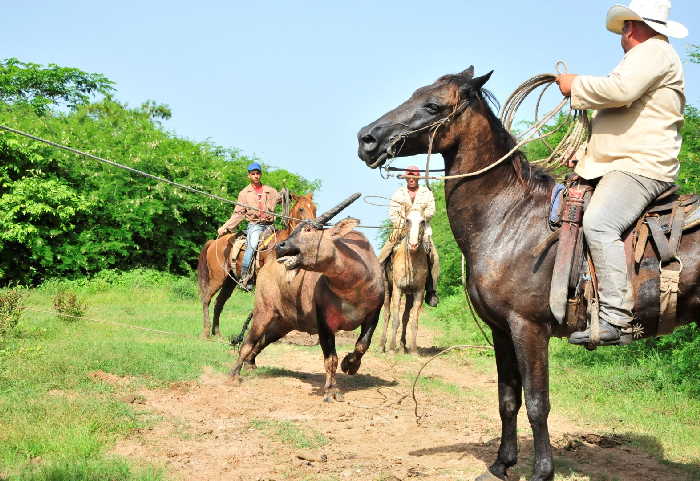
556, 0, 686, 345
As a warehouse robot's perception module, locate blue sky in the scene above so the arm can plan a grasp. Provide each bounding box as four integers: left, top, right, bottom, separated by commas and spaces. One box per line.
4, 1, 699, 245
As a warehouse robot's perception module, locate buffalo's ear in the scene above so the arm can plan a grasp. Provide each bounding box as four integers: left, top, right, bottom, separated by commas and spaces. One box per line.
461, 65, 475, 78
330, 217, 360, 238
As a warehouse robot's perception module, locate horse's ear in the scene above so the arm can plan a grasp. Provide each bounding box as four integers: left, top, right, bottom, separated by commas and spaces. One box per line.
291, 193, 299, 201
461, 65, 475, 79
305, 192, 313, 200
471, 70, 493, 90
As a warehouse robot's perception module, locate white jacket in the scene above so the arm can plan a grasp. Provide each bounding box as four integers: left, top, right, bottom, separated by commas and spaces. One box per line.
389, 186, 435, 237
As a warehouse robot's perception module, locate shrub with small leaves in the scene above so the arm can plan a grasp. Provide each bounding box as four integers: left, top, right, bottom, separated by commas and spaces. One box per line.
169, 276, 198, 300
53, 290, 87, 322
0, 289, 25, 338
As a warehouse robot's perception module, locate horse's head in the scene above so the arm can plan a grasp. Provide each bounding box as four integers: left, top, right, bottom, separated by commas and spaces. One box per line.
289, 192, 317, 229
403, 208, 426, 252
357, 66, 493, 169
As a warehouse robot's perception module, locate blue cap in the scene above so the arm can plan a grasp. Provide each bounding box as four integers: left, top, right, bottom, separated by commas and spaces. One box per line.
247, 162, 262, 172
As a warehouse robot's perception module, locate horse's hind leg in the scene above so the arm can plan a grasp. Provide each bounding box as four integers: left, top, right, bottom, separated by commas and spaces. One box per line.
379, 288, 391, 352
201, 293, 213, 338
484, 329, 523, 480
212, 276, 235, 336
341, 308, 380, 376
408, 291, 423, 355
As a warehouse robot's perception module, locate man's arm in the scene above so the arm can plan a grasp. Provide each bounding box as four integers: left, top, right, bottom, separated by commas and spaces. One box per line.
559, 43, 669, 110
217, 191, 247, 236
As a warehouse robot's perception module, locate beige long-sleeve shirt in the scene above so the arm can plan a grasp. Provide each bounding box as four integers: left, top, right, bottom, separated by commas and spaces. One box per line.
571, 36, 685, 182
389, 185, 436, 237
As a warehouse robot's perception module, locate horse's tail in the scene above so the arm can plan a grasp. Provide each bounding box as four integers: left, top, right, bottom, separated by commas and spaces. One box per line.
197, 240, 213, 299
230, 311, 253, 346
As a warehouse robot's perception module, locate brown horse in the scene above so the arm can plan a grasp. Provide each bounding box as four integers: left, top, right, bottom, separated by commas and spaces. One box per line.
357, 67, 700, 481
197, 193, 317, 338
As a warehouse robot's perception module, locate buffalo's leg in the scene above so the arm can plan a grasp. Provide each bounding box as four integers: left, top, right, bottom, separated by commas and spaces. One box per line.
485, 329, 523, 480
318, 320, 342, 402
245, 326, 289, 369
230, 316, 284, 383
341, 309, 380, 375
513, 319, 553, 481
211, 276, 235, 336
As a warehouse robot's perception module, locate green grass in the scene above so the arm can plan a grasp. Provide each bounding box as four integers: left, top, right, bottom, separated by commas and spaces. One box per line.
249, 419, 328, 450
0, 269, 254, 480
427, 293, 700, 477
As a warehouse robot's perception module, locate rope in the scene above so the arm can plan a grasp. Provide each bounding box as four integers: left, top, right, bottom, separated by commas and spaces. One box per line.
0, 124, 310, 225
381, 63, 590, 182
24, 306, 231, 345
411, 344, 493, 425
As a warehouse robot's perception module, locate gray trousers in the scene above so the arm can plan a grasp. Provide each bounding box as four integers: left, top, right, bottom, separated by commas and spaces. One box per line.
583, 171, 672, 327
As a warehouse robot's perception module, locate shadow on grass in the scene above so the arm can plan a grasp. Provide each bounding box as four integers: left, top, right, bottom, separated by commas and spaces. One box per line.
248, 366, 398, 396
407, 433, 700, 481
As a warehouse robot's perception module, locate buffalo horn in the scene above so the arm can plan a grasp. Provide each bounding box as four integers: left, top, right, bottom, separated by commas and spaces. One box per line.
315, 192, 361, 226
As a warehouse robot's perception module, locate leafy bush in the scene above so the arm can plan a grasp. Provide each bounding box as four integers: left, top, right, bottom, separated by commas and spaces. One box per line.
0, 288, 25, 338
169, 276, 198, 300
52, 290, 87, 322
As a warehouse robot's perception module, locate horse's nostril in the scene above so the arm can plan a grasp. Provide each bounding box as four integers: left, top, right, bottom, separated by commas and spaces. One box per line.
361, 134, 376, 145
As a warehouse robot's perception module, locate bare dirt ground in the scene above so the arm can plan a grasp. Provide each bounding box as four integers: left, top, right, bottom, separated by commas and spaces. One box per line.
111, 328, 694, 481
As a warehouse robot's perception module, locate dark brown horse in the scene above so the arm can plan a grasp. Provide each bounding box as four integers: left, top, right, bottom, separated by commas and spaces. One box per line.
357, 66, 700, 481
197, 193, 317, 338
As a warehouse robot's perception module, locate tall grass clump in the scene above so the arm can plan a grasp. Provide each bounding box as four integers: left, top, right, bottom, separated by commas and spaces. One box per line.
0, 289, 25, 339
52, 291, 87, 322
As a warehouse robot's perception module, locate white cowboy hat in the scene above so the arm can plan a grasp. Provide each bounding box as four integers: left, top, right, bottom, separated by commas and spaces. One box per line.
606, 0, 688, 39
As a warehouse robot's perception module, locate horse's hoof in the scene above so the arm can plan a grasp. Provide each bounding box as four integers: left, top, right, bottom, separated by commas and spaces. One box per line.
475, 471, 504, 481
334, 391, 345, 402
244, 361, 257, 370
230, 375, 242, 386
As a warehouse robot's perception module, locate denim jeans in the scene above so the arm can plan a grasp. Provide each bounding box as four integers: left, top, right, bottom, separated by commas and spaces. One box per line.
242, 222, 267, 276
582, 171, 672, 327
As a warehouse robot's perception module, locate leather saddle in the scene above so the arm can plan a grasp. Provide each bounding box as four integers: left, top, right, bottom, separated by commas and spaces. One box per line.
228, 225, 277, 277
547, 176, 700, 344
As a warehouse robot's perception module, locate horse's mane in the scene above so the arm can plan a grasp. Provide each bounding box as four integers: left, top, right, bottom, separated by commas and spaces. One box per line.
436, 73, 555, 195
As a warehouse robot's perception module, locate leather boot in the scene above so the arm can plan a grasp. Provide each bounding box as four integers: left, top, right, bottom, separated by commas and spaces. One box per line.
569, 318, 624, 345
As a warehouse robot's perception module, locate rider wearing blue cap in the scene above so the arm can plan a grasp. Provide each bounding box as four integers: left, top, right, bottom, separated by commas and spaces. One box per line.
218, 162, 283, 288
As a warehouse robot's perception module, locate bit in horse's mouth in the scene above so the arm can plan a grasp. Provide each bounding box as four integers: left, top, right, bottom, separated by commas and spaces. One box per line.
276, 255, 301, 270
367, 152, 388, 169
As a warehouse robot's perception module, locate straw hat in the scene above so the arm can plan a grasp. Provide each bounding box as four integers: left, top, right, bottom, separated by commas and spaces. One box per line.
606, 0, 688, 39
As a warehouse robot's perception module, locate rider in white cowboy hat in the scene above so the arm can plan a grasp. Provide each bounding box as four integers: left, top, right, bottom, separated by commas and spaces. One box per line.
556, 0, 687, 345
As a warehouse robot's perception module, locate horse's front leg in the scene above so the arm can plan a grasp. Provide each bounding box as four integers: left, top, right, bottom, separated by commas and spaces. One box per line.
513, 319, 553, 481
480, 328, 523, 481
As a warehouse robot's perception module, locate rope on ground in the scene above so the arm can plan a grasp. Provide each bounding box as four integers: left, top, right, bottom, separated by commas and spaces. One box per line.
411, 344, 493, 425
0, 124, 309, 225
24, 306, 232, 346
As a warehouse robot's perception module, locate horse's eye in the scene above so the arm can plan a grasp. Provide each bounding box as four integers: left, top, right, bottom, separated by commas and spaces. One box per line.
425, 103, 440, 114
299, 208, 304, 213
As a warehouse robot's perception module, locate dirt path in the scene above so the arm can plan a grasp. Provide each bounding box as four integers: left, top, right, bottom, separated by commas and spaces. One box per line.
112, 328, 693, 481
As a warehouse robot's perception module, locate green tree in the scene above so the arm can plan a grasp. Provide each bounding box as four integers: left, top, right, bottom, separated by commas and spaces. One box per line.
0, 58, 114, 114
0, 60, 318, 284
